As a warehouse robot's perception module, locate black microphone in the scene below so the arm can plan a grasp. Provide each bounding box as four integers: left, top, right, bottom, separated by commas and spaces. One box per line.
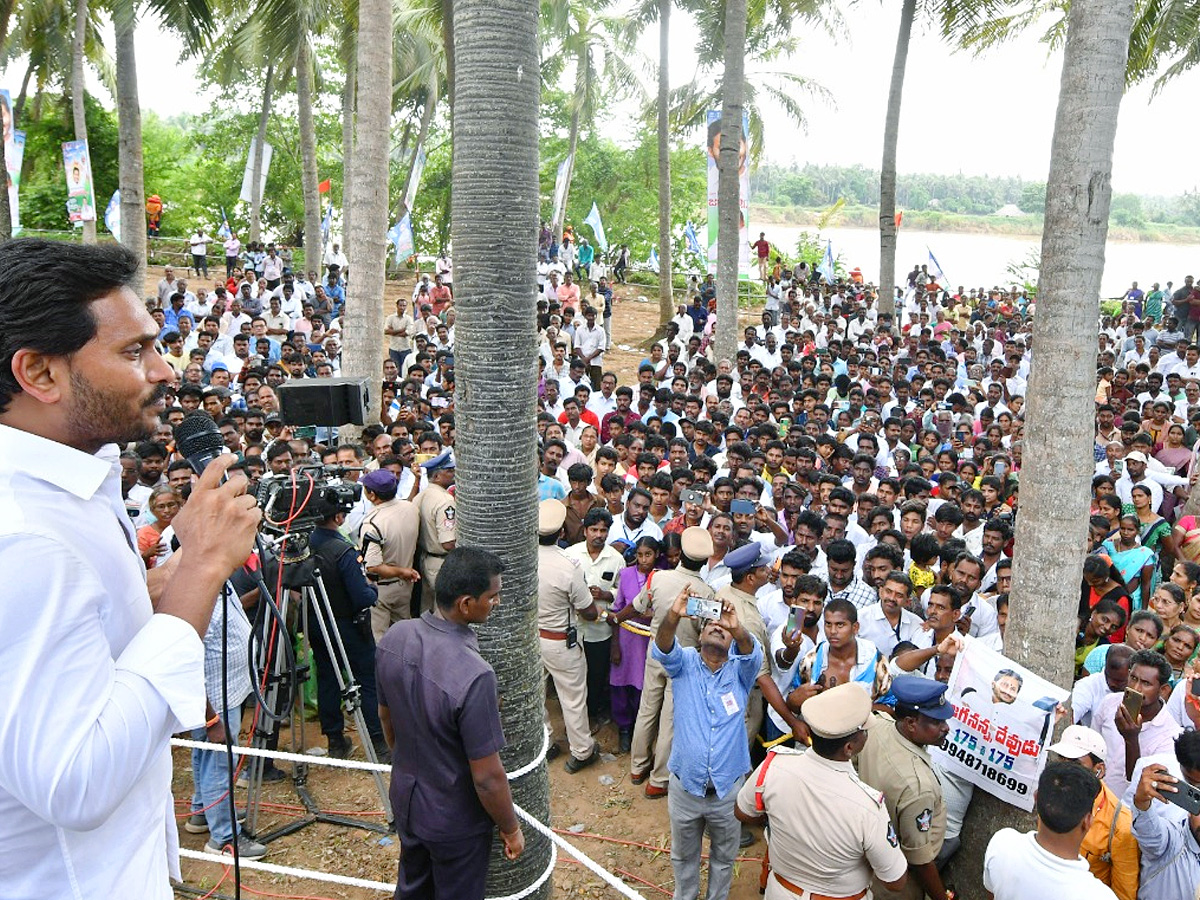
175, 412, 226, 476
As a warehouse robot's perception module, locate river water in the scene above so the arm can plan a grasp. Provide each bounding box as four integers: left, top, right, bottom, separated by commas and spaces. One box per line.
762, 224, 1200, 300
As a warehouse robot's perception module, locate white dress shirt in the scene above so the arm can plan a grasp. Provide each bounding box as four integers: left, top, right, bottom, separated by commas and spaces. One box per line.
0, 425, 206, 899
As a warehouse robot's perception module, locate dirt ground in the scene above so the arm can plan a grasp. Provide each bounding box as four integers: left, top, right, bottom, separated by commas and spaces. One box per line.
164, 265, 763, 899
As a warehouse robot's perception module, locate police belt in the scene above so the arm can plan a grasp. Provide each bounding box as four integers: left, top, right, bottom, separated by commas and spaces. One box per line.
375, 579, 400, 586
772, 874, 866, 900
539, 628, 569, 641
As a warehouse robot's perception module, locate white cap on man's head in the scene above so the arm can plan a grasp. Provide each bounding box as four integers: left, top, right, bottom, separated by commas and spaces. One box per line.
1047, 725, 1106, 762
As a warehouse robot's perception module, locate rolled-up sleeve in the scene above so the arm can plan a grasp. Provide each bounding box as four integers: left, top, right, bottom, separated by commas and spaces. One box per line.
0, 534, 204, 831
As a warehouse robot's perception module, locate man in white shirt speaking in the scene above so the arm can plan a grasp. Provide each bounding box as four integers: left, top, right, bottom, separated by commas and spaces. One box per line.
0, 239, 263, 900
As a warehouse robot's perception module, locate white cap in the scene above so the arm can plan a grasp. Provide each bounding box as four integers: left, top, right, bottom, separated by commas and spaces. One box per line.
1047, 725, 1107, 762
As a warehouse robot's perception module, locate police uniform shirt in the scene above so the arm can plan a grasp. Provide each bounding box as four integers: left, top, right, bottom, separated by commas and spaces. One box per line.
855, 712, 946, 870
562, 542, 625, 642
361, 498, 420, 598
735, 749, 908, 896
537, 545, 593, 631
417, 482, 455, 555
715, 583, 771, 681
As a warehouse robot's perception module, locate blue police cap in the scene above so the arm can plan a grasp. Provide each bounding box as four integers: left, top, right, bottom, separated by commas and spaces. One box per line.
891, 675, 954, 720
725, 541, 772, 573
421, 450, 456, 473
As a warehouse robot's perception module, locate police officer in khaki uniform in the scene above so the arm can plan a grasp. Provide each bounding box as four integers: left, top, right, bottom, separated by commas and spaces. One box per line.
631, 525, 713, 798
416, 450, 456, 596
536, 499, 601, 772
855, 676, 953, 900
717, 542, 806, 744
359, 469, 421, 641
736, 683, 909, 899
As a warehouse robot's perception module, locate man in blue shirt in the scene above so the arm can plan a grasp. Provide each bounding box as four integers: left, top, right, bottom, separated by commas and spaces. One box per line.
651, 587, 762, 900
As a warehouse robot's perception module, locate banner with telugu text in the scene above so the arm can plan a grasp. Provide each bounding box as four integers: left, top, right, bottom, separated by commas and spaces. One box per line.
62, 139, 96, 224
930, 640, 1066, 812
705, 109, 750, 277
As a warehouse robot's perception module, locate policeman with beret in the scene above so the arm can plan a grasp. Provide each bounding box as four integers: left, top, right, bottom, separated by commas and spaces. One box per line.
736, 683, 909, 899
855, 675, 954, 900
360, 468, 421, 641
416, 450, 456, 595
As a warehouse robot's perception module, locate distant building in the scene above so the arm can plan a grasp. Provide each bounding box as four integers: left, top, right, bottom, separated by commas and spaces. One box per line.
993, 203, 1024, 218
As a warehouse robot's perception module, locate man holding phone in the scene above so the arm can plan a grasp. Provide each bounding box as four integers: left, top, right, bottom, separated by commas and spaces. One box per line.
1128, 730, 1200, 898
1095, 650, 1181, 798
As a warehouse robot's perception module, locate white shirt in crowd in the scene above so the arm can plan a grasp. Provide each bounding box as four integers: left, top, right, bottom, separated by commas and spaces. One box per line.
983, 828, 1118, 899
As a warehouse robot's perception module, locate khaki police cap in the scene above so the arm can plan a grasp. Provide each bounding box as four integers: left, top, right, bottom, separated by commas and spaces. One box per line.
802, 683, 871, 739
680, 526, 713, 562
538, 499, 567, 536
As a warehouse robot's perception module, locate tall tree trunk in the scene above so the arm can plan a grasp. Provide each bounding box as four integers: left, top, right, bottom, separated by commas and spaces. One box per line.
877, 0, 915, 326
655, 0, 672, 327
296, 40, 322, 275
948, 1, 1135, 895
343, 0, 391, 418
442, 0, 455, 110
452, 0, 547, 897
341, 61, 355, 263
114, 0, 146, 279
71, 0, 96, 244
714, 0, 747, 363
249, 65, 274, 245
13, 58, 33, 121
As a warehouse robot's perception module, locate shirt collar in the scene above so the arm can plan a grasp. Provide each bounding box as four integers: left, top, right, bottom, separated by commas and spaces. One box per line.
0, 424, 113, 501
423, 609, 479, 646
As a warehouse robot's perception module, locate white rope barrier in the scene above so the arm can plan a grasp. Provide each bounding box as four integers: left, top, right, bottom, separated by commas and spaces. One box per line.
171, 731, 646, 900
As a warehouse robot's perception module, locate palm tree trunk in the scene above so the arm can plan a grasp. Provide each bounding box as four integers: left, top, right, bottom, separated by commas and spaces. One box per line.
714, 0, 747, 362
341, 61, 355, 263
13, 58, 33, 121
655, 0, 672, 327
451, 0, 548, 896
342, 0, 391, 423
877, 0, 915, 326
114, 0, 146, 278
949, 0, 1136, 890
71, 0, 96, 244
249, 64, 274, 245
296, 39, 322, 275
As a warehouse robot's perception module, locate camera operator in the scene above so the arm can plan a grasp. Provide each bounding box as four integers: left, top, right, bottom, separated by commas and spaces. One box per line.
309, 500, 389, 760
359, 468, 421, 641
0, 239, 262, 898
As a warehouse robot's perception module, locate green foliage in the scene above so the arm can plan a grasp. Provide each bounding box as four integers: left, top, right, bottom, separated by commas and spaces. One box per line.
17, 93, 119, 232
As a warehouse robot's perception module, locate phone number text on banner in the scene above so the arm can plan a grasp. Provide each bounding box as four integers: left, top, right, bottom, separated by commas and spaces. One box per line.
930, 639, 1067, 812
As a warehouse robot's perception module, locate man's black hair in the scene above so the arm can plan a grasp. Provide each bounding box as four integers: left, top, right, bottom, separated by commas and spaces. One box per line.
435, 547, 505, 612
0, 239, 142, 413
1035, 762, 1101, 834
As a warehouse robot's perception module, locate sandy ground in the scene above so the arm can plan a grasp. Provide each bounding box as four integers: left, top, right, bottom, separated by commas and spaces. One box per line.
164, 265, 763, 898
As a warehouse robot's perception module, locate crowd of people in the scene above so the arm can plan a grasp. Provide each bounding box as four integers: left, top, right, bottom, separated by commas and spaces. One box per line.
12, 225, 1200, 899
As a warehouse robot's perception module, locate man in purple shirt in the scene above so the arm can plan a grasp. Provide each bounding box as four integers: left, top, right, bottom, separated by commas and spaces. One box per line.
375, 546, 524, 899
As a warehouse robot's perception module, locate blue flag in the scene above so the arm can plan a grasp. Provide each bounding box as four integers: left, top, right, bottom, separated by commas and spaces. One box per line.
104, 190, 121, 242
647, 246, 659, 274
818, 240, 835, 283
684, 221, 706, 261
584, 202, 608, 252
217, 207, 232, 240
321, 204, 333, 246
928, 246, 947, 284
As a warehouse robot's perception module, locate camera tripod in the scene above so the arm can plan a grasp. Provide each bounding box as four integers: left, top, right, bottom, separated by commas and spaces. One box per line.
241, 543, 394, 842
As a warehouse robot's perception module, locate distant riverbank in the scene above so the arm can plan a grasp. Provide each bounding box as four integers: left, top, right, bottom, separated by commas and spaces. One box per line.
751, 203, 1200, 245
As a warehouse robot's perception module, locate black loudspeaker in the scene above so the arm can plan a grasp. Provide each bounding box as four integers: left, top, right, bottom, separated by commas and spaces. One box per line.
277, 377, 371, 426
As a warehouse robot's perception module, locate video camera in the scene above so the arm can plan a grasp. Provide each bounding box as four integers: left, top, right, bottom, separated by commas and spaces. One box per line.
256, 465, 363, 564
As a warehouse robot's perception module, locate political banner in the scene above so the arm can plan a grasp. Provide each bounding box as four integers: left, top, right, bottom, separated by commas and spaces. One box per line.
705, 109, 750, 276
1, 89, 23, 230
404, 146, 425, 214
551, 153, 573, 237
930, 640, 1067, 812
239, 138, 273, 204
387, 214, 414, 265
62, 139, 96, 223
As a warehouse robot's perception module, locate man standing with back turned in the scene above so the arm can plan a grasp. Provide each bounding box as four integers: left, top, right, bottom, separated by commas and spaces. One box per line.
376, 546, 524, 899
0, 239, 263, 898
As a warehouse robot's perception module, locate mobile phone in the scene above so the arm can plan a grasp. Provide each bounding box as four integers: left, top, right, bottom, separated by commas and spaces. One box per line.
1190, 677, 1200, 698
785, 606, 799, 634
681, 488, 707, 506
1163, 778, 1200, 816
685, 595, 722, 620
994, 461, 1007, 476
962, 604, 975, 618
1122, 687, 1144, 721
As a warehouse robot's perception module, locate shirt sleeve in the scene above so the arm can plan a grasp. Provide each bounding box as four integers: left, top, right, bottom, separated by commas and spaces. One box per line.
457, 668, 506, 761
731, 635, 764, 692
1130, 804, 1172, 856
863, 805, 910, 886
735, 760, 767, 819
651, 637, 685, 677
337, 542, 379, 611
0, 534, 205, 831
893, 784, 942, 864
569, 559, 593, 612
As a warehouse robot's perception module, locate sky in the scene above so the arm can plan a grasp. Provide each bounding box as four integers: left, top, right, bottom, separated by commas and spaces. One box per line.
3, 1, 1197, 198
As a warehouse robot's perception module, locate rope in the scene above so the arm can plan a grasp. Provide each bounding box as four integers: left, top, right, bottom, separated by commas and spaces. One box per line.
618, 621, 653, 638
172, 731, 646, 900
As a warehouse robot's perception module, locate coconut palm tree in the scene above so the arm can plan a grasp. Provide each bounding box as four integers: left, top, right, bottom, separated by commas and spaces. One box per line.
341, 0, 390, 395
876, 0, 916, 323
713, 0, 747, 362
71, 0, 96, 243
450, 0, 548, 894
541, 0, 642, 244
